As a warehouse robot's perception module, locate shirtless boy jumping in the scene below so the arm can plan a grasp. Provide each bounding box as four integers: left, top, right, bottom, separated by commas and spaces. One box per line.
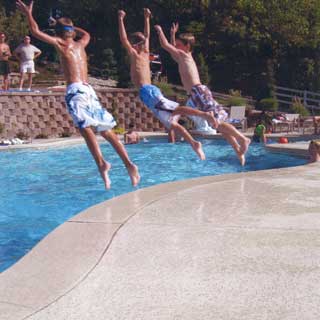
17, 0, 139, 189
118, 8, 215, 160
155, 23, 251, 165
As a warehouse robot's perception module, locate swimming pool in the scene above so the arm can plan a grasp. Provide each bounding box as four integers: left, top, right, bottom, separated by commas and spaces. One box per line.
0, 138, 306, 272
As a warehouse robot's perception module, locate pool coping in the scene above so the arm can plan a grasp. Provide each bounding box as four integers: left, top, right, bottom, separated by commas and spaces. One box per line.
0, 131, 316, 152
0, 134, 318, 319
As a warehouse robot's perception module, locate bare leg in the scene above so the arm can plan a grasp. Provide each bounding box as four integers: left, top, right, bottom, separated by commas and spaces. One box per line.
80, 127, 112, 189
27, 73, 32, 90
3, 74, 9, 91
100, 130, 140, 187
19, 73, 24, 90
218, 122, 251, 155
170, 121, 205, 160
221, 132, 245, 166
173, 106, 250, 163
173, 106, 218, 128
168, 128, 176, 143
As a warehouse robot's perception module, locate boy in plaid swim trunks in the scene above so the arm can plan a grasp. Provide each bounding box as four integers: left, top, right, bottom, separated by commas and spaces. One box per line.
17, 0, 140, 189
155, 23, 251, 166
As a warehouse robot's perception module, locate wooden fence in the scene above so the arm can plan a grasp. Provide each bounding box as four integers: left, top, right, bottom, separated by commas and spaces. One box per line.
275, 85, 320, 114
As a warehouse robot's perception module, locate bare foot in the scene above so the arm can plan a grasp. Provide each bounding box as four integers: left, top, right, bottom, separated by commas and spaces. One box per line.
193, 141, 206, 160
99, 161, 112, 190
239, 137, 251, 154
237, 151, 246, 166
127, 163, 140, 187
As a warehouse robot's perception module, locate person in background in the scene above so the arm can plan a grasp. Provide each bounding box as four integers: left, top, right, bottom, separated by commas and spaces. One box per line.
124, 123, 140, 144
14, 35, 42, 91
308, 140, 320, 163
252, 118, 267, 144
0, 33, 11, 91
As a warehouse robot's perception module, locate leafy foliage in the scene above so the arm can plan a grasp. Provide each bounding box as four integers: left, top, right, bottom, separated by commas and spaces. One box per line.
258, 97, 279, 111
1, 0, 320, 98
290, 97, 310, 116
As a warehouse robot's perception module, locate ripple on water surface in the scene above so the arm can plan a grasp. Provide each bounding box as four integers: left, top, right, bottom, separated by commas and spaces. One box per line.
0, 138, 306, 272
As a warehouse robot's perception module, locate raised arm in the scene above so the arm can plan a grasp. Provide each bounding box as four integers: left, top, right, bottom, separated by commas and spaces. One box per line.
143, 8, 151, 51
16, 0, 59, 46
74, 26, 90, 47
118, 10, 134, 53
170, 22, 179, 46
154, 25, 181, 60
34, 49, 41, 59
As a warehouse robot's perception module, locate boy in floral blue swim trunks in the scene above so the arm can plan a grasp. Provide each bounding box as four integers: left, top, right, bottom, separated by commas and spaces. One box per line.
17, 0, 140, 189
118, 8, 215, 160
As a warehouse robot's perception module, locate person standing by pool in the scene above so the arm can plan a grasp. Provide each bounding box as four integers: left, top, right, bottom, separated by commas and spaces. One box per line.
0, 32, 11, 91
154, 23, 251, 165
16, 0, 140, 190
14, 35, 42, 91
118, 8, 216, 160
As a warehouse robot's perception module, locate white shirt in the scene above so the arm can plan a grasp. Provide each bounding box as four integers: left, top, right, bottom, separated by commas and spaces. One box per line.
14, 44, 41, 63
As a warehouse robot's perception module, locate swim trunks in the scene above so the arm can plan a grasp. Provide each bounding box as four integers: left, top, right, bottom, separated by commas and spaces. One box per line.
65, 82, 116, 132
186, 84, 220, 115
139, 84, 179, 128
20, 60, 35, 73
0, 61, 10, 75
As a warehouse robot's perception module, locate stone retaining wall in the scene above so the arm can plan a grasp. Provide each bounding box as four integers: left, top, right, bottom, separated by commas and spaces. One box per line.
0, 88, 165, 139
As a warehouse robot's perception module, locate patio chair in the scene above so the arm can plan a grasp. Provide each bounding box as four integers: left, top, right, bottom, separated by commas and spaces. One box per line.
227, 106, 247, 131
272, 113, 300, 133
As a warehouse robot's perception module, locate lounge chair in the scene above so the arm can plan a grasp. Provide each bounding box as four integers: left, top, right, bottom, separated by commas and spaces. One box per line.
272, 113, 300, 133
227, 106, 247, 132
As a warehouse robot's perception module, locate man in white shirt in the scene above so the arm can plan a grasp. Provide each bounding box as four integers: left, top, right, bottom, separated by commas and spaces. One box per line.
14, 35, 41, 91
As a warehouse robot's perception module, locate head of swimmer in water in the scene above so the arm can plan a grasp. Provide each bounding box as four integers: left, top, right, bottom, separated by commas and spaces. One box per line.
55, 17, 75, 39
129, 32, 147, 52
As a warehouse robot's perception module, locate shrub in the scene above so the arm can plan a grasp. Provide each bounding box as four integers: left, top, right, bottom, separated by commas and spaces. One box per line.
226, 96, 247, 106
113, 127, 126, 135
258, 98, 279, 111
16, 131, 29, 140
225, 89, 247, 106
153, 80, 175, 97
60, 131, 72, 138
35, 133, 48, 139
0, 123, 4, 135
290, 97, 310, 116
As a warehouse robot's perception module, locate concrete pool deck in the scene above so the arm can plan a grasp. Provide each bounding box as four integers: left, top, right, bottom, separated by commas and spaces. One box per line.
1, 135, 320, 319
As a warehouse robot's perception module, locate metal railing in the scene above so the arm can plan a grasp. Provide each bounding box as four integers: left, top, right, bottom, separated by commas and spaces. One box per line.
275, 85, 320, 114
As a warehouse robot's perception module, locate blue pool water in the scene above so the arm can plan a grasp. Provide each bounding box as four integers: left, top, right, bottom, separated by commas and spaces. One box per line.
0, 138, 306, 272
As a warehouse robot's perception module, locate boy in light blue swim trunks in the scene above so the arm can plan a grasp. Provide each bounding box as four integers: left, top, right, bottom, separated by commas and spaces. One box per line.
65, 82, 116, 131
118, 8, 215, 159
17, 0, 140, 189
